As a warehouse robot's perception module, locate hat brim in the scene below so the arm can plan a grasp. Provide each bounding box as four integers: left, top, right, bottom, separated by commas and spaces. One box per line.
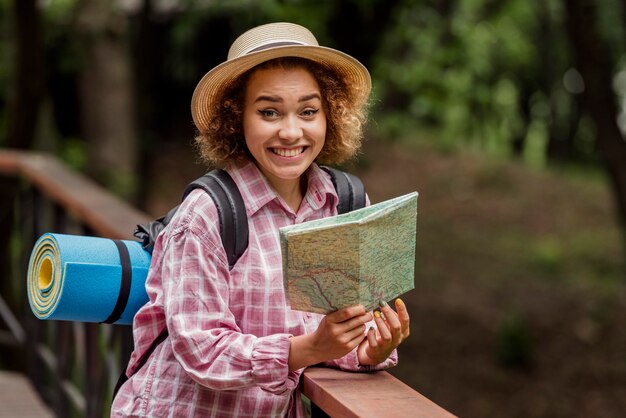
191, 45, 371, 133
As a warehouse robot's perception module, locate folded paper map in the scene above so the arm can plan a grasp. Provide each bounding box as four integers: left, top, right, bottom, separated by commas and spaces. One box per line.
280, 192, 418, 314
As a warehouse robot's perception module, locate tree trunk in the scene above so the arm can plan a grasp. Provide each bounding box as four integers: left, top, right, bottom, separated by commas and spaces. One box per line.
6, 0, 45, 150
3, 0, 45, 299
130, 0, 165, 212
1, 0, 45, 370
564, 0, 626, 257
76, 0, 138, 201
327, 0, 403, 68
511, 82, 532, 157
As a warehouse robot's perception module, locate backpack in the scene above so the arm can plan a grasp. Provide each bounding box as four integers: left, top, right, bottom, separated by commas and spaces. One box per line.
113, 165, 366, 398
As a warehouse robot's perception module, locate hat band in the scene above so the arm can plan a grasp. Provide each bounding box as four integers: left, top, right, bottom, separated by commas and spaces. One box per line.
246, 41, 307, 55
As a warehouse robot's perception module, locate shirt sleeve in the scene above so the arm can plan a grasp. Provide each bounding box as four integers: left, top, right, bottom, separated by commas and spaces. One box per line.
160, 213, 299, 395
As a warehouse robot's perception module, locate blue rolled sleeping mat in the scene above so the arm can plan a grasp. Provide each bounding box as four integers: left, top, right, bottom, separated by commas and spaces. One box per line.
27, 233, 151, 325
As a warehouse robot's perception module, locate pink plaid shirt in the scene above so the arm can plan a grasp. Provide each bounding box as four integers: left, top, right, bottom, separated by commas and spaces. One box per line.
111, 161, 397, 417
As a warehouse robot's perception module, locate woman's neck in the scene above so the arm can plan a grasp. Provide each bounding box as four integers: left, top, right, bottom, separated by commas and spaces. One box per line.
249, 161, 310, 212
270, 175, 307, 212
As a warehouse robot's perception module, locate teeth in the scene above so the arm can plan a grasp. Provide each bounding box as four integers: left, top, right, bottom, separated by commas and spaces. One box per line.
272, 147, 304, 157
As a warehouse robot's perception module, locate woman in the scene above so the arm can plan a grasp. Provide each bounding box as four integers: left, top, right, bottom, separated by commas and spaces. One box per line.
112, 22, 410, 417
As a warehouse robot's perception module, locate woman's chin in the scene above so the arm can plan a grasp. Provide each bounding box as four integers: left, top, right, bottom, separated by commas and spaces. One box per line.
262, 158, 310, 179
272, 167, 307, 181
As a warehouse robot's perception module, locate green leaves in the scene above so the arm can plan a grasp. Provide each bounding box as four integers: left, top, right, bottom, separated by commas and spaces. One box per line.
369, 0, 610, 165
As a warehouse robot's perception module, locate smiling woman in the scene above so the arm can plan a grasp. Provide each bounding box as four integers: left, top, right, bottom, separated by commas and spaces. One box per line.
195, 55, 368, 168
111, 22, 410, 418
243, 66, 327, 209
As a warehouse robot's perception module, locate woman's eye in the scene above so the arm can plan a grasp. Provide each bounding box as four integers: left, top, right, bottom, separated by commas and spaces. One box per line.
302, 108, 319, 117
259, 109, 279, 118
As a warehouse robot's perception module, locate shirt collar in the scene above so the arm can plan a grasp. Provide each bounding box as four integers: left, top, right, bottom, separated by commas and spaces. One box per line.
305, 164, 338, 211
226, 161, 276, 217
226, 160, 338, 217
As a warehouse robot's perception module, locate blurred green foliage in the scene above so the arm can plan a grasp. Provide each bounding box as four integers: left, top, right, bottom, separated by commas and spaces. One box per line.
375, 1, 546, 159
529, 237, 564, 274
1, 0, 624, 171
60, 137, 88, 171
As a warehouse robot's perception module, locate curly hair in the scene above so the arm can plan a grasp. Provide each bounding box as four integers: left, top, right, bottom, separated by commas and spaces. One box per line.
194, 57, 369, 167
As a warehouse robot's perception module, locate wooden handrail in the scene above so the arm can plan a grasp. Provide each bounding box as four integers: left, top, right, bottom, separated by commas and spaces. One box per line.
0, 149, 456, 417
0, 149, 149, 239
302, 367, 456, 417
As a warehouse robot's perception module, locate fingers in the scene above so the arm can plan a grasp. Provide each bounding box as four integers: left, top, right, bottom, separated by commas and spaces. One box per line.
375, 299, 410, 345
348, 330, 368, 348
321, 305, 371, 347
395, 298, 410, 336
373, 309, 392, 342
312, 312, 369, 362
366, 327, 378, 349
327, 304, 367, 323
326, 305, 372, 335
356, 300, 411, 366
379, 300, 402, 340
341, 320, 368, 342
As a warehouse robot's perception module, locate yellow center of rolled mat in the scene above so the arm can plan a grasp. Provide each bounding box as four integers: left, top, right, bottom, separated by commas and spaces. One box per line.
38, 258, 53, 291
27, 234, 63, 318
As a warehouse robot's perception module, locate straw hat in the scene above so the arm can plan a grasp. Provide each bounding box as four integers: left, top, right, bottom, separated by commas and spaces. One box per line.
191, 22, 371, 133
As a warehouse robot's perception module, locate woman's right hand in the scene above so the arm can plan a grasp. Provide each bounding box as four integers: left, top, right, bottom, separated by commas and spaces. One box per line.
288, 305, 372, 371
313, 305, 373, 360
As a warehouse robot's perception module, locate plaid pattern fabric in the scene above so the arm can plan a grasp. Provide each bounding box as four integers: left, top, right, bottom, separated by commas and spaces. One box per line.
111, 161, 397, 417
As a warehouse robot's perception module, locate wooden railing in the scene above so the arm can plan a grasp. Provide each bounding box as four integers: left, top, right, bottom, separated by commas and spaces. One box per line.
0, 149, 456, 418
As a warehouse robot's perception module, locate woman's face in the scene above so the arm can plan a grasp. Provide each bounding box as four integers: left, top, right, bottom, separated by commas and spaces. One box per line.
243, 66, 326, 189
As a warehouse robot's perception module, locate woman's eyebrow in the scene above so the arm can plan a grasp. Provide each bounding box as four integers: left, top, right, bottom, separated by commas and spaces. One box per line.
299, 93, 321, 102
254, 95, 281, 103
254, 93, 321, 104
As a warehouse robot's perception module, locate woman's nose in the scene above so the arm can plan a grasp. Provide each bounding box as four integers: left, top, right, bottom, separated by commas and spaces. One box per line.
278, 116, 303, 141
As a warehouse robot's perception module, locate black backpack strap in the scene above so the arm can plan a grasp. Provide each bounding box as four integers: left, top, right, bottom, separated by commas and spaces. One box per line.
320, 166, 366, 214
134, 169, 248, 269
183, 170, 248, 269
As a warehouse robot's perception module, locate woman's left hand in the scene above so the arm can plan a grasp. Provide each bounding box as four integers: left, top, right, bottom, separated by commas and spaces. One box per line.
357, 298, 410, 366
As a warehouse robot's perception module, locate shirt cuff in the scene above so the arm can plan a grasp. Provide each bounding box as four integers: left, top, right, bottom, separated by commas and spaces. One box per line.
251, 333, 300, 394
324, 348, 398, 372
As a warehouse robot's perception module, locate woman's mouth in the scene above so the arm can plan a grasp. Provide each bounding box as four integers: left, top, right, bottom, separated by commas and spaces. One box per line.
271, 147, 305, 157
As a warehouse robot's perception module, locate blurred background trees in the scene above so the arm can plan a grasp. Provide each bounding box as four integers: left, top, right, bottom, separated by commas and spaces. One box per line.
2, 0, 624, 234
1, 0, 625, 416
